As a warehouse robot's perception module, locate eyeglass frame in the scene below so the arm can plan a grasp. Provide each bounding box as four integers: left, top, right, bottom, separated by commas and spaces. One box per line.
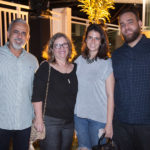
53, 43, 69, 49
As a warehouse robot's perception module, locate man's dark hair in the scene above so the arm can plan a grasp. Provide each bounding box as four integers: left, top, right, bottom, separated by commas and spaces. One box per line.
118, 7, 140, 21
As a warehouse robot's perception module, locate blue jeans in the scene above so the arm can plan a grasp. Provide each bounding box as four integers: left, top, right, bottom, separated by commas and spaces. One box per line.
40, 115, 74, 150
74, 115, 105, 150
0, 127, 31, 150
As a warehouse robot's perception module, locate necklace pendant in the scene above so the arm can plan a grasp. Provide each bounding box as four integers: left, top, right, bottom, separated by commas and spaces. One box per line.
68, 78, 70, 84
86, 57, 96, 64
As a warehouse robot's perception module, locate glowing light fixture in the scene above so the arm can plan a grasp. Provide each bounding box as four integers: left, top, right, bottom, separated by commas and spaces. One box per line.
78, 0, 115, 24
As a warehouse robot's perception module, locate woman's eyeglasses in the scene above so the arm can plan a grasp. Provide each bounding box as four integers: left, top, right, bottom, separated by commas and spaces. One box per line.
53, 43, 69, 49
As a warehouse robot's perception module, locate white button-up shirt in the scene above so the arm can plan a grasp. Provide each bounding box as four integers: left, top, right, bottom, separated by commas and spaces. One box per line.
0, 44, 39, 130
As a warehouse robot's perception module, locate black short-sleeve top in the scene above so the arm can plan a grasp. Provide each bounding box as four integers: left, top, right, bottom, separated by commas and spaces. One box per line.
32, 61, 78, 121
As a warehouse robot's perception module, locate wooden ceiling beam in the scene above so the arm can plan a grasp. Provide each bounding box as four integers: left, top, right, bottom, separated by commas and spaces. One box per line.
114, 0, 142, 4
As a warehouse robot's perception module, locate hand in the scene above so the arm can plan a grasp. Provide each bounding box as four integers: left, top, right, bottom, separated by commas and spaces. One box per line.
33, 118, 44, 132
104, 124, 113, 138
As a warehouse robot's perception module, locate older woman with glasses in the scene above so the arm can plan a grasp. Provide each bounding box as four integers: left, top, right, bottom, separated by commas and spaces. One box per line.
31, 33, 78, 150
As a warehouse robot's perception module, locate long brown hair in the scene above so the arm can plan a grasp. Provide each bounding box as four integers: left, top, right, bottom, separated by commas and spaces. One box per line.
82, 24, 110, 60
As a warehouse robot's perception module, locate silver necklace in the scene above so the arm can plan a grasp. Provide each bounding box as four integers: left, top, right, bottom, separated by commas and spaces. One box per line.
86, 57, 96, 64
67, 78, 71, 84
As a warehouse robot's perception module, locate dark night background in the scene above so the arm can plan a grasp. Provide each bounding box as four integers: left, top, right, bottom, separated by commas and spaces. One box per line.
3, 0, 142, 24
1, 0, 142, 62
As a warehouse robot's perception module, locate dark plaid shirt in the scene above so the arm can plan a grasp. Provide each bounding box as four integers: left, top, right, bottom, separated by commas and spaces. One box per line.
112, 35, 150, 124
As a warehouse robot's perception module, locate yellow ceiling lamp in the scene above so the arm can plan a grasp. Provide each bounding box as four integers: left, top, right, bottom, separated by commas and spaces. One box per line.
78, 0, 115, 24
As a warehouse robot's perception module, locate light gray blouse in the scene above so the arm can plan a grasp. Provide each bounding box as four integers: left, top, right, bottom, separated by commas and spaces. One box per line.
75, 56, 113, 123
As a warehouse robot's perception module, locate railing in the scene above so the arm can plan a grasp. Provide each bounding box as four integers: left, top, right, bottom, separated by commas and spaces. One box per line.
71, 16, 120, 52
71, 16, 119, 39
42, 10, 62, 37
71, 16, 119, 32
0, 1, 123, 53
0, 0, 29, 51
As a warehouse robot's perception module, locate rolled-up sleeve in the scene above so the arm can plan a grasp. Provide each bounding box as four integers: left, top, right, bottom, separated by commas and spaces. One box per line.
103, 58, 113, 80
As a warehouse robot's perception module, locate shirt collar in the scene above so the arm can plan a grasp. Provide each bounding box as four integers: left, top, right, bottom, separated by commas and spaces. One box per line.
123, 34, 146, 48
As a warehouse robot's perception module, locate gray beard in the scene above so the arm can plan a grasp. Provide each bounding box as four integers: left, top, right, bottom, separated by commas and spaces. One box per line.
12, 42, 25, 51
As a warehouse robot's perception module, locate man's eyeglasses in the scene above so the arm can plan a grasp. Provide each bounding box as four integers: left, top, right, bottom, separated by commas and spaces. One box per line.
53, 43, 69, 49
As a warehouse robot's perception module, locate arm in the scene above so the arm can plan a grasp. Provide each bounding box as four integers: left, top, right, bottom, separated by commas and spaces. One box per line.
31, 62, 48, 132
32, 101, 44, 132
104, 72, 115, 138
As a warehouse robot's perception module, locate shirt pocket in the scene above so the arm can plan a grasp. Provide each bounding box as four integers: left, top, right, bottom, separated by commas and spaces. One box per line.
21, 65, 35, 84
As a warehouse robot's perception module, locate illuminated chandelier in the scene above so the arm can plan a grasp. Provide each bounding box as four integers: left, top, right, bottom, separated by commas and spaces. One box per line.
78, 0, 115, 24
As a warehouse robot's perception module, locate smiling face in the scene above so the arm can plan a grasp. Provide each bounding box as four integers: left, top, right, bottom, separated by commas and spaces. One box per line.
119, 12, 142, 44
53, 37, 69, 61
8, 22, 29, 51
86, 30, 101, 56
